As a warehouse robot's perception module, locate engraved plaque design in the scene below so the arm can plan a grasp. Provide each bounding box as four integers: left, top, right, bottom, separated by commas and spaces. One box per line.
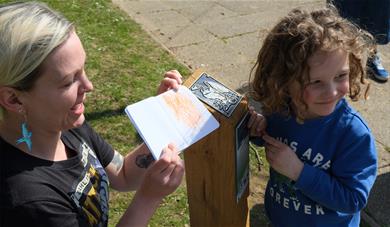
190, 73, 242, 117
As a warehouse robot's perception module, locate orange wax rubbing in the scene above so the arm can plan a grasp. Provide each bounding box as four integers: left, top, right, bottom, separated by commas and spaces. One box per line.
162, 92, 203, 128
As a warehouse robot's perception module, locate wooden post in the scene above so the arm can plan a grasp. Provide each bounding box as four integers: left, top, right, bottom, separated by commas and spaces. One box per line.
183, 69, 249, 227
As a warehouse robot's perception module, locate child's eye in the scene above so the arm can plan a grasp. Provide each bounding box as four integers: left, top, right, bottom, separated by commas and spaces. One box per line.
309, 80, 321, 85
335, 73, 349, 81
337, 73, 348, 78
305, 80, 324, 89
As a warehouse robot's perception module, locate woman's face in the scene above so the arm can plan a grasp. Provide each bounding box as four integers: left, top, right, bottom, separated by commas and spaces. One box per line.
20, 31, 93, 132
291, 49, 350, 119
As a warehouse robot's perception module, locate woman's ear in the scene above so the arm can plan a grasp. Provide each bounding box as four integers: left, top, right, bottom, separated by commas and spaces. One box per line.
0, 87, 23, 113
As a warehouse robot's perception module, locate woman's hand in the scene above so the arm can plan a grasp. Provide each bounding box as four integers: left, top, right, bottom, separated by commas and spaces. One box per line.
157, 70, 183, 94
117, 144, 184, 227
263, 134, 304, 181
247, 106, 267, 137
137, 143, 185, 199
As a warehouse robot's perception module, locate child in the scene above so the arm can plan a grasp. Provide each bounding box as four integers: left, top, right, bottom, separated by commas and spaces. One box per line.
247, 6, 378, 227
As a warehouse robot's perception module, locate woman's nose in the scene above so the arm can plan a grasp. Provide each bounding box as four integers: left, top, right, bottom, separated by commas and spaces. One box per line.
79, 71, 93, 94
83, 76, 93, 92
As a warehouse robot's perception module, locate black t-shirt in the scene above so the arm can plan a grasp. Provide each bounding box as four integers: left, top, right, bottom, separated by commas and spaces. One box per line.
0, 122, 115, 227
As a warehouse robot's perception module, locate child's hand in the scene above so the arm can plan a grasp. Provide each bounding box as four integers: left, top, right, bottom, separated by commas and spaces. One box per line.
137, 143, 184, 199
157, 70, 183, 94
263, 134, 304, 181
247, 106, 266, 137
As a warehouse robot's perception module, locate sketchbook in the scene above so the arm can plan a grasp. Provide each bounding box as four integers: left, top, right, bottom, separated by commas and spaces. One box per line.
125, 85, 220, 160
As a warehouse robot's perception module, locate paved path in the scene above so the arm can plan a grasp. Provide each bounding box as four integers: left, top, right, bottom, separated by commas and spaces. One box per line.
113, 1, 390, 226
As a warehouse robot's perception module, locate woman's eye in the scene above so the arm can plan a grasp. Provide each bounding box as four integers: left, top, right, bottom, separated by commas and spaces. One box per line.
63, 70, 83, 88
63, 76, 76, 87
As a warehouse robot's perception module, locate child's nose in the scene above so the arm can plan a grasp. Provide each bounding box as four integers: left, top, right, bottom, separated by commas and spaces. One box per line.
324, 82, 338, 97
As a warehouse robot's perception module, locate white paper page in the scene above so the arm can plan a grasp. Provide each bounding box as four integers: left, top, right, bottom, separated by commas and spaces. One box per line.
158, 86, 220, 147
125, 85, 220, 159
125, 97, 184, 159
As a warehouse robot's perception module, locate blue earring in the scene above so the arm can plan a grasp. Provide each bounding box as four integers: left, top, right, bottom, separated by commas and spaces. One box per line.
16, 120, 32, 152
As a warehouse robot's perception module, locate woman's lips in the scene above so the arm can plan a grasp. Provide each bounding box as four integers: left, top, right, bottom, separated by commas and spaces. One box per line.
71, 103, 84, 115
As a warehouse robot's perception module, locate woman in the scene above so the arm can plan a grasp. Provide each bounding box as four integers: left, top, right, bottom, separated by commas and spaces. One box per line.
0, 2, 184, 226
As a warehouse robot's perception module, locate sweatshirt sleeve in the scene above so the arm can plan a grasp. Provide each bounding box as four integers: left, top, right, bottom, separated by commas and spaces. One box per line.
294, 127, 377, 213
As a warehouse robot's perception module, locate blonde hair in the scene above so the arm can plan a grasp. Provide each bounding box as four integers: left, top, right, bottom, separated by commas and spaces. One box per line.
250, 6, 374, 122
0, 1, 73, 120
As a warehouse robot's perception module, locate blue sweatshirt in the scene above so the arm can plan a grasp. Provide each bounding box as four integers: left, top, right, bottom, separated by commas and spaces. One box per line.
259, 99, 377, 227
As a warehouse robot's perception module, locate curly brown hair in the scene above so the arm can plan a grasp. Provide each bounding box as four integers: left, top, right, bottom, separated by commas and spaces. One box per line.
250, 6, 374, 121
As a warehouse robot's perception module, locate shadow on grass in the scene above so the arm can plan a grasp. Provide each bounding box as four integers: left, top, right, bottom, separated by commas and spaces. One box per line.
85, 106, 126, 121
85, 106, 144, 145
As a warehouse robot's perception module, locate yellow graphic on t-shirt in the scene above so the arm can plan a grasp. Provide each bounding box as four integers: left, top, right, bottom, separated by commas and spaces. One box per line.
81, 166, 103, 225
71, 140, 110, 227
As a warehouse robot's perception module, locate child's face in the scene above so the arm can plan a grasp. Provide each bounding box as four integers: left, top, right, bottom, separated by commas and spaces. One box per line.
295, 49, 350, 119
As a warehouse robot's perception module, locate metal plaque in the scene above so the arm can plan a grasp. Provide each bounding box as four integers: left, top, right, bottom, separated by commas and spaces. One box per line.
189, 73, 242, 117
